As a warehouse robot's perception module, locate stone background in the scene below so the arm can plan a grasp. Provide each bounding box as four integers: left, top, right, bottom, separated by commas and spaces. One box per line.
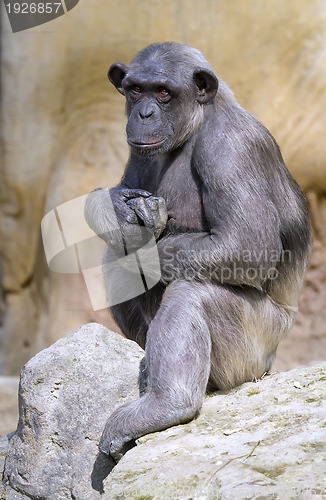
0, 0, 326, 375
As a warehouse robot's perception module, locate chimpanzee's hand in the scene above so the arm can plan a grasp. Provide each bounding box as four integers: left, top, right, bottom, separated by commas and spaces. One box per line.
126, 195, 168, 239
109, 188, 153, 225
85, 187, 167, 255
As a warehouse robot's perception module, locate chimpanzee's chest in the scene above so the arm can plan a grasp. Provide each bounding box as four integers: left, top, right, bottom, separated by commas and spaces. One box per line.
138, 155, 206, 234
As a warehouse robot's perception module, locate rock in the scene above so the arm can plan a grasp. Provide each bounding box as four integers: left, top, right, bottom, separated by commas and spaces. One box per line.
2, 323, 144, 500
1, 435, 30, 500
0, 435, 11, 490
102, 363, 326, 499
0, 378, 19, 436
1, 347, 325, 499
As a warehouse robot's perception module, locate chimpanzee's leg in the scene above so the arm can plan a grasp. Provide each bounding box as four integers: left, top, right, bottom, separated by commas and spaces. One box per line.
110, 281, 165, 350
206, 284, 292, 391
99, 279, 291, 461
99, 280, 212, 461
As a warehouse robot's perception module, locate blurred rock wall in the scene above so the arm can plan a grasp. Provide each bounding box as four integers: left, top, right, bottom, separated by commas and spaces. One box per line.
0, 0, 325, 374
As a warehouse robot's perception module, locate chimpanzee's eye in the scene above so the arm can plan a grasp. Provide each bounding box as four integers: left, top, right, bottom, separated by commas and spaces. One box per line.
131, 85, 142, 94
157, 88, 171, 102
158, 88, 169, 97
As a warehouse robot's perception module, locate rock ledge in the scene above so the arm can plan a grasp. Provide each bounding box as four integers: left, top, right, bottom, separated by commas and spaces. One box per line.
1, 323, 325, 499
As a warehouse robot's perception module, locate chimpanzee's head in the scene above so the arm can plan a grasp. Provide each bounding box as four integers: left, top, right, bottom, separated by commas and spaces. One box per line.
108, 42, 218, 156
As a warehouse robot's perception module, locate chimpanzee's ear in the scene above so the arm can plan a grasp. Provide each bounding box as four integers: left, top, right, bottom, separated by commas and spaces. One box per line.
108, 63, 128, 95
193, 68, 218, 104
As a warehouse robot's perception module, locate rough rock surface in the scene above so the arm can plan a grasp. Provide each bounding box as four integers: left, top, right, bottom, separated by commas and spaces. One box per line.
102, 363, 326, 499
2, 323, 144, 500
0, 436, 11, 491
0, 327, 325, 499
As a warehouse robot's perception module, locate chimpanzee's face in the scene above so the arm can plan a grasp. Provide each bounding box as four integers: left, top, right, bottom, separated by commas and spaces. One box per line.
108, 58, 218, 156
122, 61, 185, 156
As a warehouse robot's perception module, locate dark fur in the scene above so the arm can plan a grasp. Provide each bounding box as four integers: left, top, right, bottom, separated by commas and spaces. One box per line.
85, 42, 312, 462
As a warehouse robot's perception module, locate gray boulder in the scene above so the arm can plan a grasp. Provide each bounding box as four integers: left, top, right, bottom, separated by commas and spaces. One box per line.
102, 362, 326, 499
1, 322, 325, 499
0, 435, 12, 497
2, 323, 144, 499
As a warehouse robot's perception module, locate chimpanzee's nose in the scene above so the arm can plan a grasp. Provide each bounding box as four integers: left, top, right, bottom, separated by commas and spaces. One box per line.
138, 102, 155, 119
139, 109, 153, 119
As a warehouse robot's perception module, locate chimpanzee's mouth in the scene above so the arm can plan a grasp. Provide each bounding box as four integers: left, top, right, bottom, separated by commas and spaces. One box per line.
127, 138, 167, 150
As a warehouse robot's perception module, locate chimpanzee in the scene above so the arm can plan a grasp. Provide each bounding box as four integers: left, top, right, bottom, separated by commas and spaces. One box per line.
85, 42, 312, 462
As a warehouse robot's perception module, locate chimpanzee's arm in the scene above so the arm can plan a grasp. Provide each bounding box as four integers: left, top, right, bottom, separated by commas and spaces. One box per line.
158, 158, 282, 289
85, 159, 167, 255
